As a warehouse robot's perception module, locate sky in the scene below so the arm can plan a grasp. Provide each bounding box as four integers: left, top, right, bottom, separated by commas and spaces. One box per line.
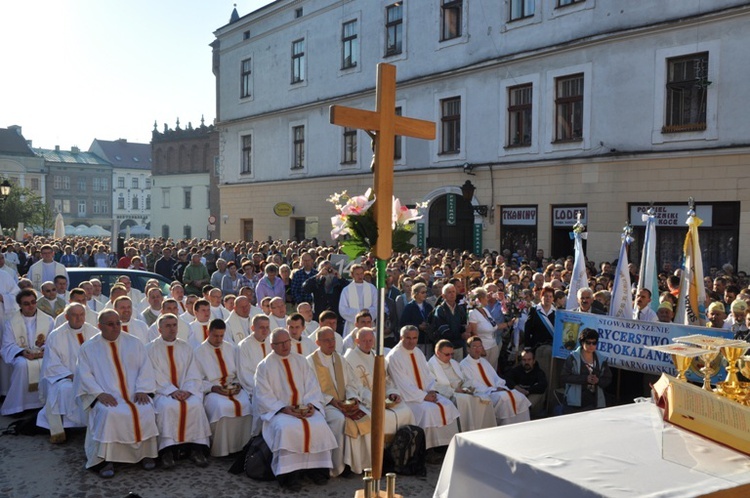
0, 0, 273, 151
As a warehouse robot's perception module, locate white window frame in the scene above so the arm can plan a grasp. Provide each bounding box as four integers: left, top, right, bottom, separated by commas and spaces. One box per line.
499, 73, 540, 156
433, 88, 466, 163
544, 63, 592, 153
652, 40, 719, 145
437, 0, 468, 50
340, 16, 361, 75
290, 36, 308, 88
240, 56, 253, 100
383, 3, 407, 62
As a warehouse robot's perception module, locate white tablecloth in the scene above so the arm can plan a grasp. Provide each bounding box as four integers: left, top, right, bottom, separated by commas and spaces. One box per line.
434, 402, 750, 498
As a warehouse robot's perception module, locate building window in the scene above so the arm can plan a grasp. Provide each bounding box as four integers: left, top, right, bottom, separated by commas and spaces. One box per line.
292, 126, 305, 170
131, 177, 139, 189
132, 195, 139, 210
291, 39, 305, 84
394, 107, 402, 160
663, 52, 709, 133
341, 20, 358, 69
241, 58, 252, 98
54, 199, 71, 214
243, 30, 250, 40
183, 225, 192, 239
118, 176, 125, 188
162, 188, 170, 208
440, 0, 462, 41
510, 0, 535, 21
54, 176, 70, 190
78, 178, 86, 191
162, 225, 170, 238
145, 195, 151, 210
555, 74, 584, 142
385, 4, 403, 56
145, 178, 151, 189
117, 194, 125, 210
93, 200, 108, 214
440, 97, 461, 154
184, 188, 192, 209
63, 176, 70, 189
102, 200, 108, 214
508, 84, 533, 147
241, 134, 252, 174
295, 7, 303, 18
342, 127, 357, 164
78, 200, 86, 216
31, 178, 39, 191
558, 0, 584, 6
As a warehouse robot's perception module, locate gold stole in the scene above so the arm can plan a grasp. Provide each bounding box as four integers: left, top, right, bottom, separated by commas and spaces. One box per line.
10, 312, 47, 391
311, 351, 370, 437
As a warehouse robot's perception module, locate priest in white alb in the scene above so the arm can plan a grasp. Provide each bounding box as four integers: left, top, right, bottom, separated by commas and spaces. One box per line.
254, 329, 337, 490
147, 299, 190, 343
338, 264, 378, 334
74, 309, 159, 478
193, 319, 252, 457
343, 327, 414, 437
146, 314, 212, 468
427, 339, 496, 432
1, 289, 54, 415
187, 299, 212, 349
386, 326, 459, 453
237, 314, 272, 435
461, 337, 531, 425
114, 297, 149, 344
37, 303, 98, 442
53, 288, 98, 328
287, 313, 316, 356
223, 296, 252, 345
307, 327, 371, 476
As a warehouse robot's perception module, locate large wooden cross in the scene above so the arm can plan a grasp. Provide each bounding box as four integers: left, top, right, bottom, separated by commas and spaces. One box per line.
330, 63, 435, 490
330, 63, 435, 260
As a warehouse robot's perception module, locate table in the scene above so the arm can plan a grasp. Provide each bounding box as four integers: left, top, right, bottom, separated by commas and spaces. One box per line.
434, 402, 750, 498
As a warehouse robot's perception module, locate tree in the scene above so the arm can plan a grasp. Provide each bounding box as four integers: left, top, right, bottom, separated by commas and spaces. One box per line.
0, 183, 54, 235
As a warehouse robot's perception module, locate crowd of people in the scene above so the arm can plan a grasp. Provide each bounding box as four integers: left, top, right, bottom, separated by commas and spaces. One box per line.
0, 234, 746, 489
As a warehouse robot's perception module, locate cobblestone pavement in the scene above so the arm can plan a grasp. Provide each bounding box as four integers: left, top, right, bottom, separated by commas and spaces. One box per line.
0, 413, 440, 498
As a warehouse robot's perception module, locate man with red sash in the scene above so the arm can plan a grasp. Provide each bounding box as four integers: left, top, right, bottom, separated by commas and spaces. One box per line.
37, 303, 97, 442
193, 319, 252, 457
386, 325, 459, 457
1, 289, 54, 415
187, 298, 212, 349
146, 313, 212, 468
254, 329, 337, 491
75, 309, 159, 478
460, 337, 531, 425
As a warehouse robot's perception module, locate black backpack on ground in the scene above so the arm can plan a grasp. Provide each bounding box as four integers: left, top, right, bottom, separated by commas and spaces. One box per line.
383, 424, 427, 477
228, 433, 275, 481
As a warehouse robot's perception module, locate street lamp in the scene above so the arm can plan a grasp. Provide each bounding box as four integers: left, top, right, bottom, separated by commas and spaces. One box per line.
0, 179, 11, 202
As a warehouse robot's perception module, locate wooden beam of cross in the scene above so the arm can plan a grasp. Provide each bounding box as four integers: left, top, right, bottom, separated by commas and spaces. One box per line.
329, 63, 435, 260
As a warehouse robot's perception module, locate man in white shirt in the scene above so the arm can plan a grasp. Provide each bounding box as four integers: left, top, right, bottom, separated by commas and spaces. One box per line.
633, 289, 658, 322
461, 337, 531, 425
339, 264, 378, 334
90, 278, 108, 306
117, 276, 145, 311
386, 325, 459, 460
0, 252, 18, 281
53, 288, 98, 328
208, 287, 230, 320
141, 287, 164, 327
146, 314, 212, 468
343, 328, 414, 438
0, 259, 19, 320
223, 296, 252, 345
187, 299, 212, 349
37, 303, 98, 442
147, 299, 190, 343
193, 319, 252, 457
268, 296, 288, 330
427, 339, 496, 433
37, 281, 66, 318
298, 302, 319, 336
114, 296, 150, 344
254, 329, 337, 490
54, 275, 70, 303
181, 294, 198, 323
287, 313, 316, 357
75, 309, 159, 477
341, 310, 373, 353
307, 327, 371, 476
79, 281, 105, 313
169, 282, 188, 314
27, 244, 67, 291
237, 314, 272, 398
1, 289, 54, 415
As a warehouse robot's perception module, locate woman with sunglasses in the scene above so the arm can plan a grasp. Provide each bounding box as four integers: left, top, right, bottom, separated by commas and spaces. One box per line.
560, 328, 612, 414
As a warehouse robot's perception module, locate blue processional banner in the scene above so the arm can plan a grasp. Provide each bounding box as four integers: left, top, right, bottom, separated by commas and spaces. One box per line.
552, 310, 733, 381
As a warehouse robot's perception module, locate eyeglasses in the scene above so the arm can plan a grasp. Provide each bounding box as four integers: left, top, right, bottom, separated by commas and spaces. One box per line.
584, 340, 598, 346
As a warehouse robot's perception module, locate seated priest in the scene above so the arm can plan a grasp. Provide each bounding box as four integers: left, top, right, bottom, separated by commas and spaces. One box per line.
74, 310, 159, 478
193, 318, 252, 457
237, 314, 272, 435
1, 289, 54, 415
254, 329, 338, 491
147, 298, 191, 343
427, 339, 496, 432
37, 303, 98, 442
223, 295, 252, 345
343, 327, 414, 438
307, 327, 371, 476
53, 288, 98, 328
288, 313, 316, 357
386, 325, 459, 461
187, 299, 213, 349
461, 337, 531, 425
114, 296, 150, 344
146, 313, 212, 468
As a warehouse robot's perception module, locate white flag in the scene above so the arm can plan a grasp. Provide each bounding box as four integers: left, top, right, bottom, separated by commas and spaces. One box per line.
609, 234, 633, 318
637, 212, 659, 312
566, 231, 589, 310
